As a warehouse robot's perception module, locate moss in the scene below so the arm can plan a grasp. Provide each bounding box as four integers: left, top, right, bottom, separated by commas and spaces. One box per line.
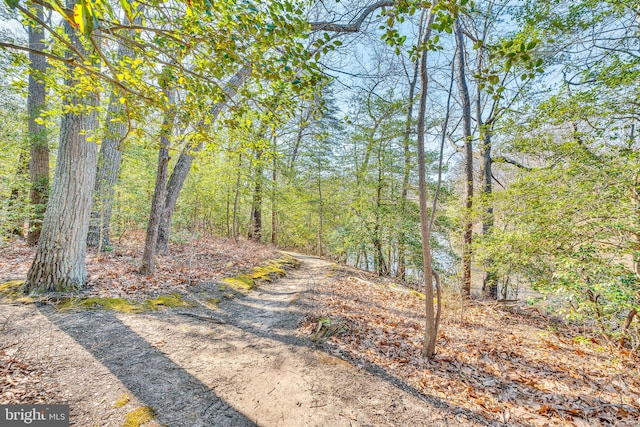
112, 393, 130, 408
410, 290, 426, 300
218, 284, 227, 291
222, 255, 299, 291
57, 297, 144, 313
0, 280, 33, 303
144, 293, 194, 310
204, 297, 220, 309
0, 280, 23, 294
54, 294, 193, 313
123, 406, 155, 427
222, 276, 255, 290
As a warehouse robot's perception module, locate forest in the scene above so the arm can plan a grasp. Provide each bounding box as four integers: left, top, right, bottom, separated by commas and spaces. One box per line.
1, 0, 640, 426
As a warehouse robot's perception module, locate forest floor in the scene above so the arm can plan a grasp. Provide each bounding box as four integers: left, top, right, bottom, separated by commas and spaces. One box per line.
1, 236, 639, 426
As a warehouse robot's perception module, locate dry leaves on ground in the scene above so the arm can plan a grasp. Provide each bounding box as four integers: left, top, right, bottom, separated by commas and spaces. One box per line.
0, 233, 281, 302
303, 266, 640, 427
0, 348, 48, 404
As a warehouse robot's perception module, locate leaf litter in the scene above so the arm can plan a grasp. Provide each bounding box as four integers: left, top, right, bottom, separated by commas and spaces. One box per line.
301, 265, 640, 427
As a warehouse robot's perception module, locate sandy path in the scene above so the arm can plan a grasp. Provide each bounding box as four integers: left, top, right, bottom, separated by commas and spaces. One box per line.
1, 254, 485, 426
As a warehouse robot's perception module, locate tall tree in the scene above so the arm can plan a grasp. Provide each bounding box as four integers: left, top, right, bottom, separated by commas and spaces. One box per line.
416, 6, 438, 358
25, 3, 99, 292
139, 87, 176, 276
26, 3, 49, 246
454, 19, 474, 298
87, 12, 141, 250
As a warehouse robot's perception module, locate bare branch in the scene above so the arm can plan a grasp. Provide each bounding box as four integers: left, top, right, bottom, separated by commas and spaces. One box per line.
309, 0, 394, 33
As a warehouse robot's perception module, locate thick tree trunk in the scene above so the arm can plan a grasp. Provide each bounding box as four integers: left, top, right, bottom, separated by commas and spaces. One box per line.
157, 67, 250, 253
25, 12, 98, 293
454, 20, 474, 298
417, 7, 437, 358
140, 89, 175, 276
26, 4, 49, 247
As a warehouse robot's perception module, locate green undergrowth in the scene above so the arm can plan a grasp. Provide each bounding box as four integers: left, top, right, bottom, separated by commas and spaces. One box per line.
222, 254, 300, 291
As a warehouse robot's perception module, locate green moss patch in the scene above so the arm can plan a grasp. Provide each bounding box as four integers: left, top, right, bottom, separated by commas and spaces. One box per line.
144, 293, 194, 310
222, 276, 256, 290
57, 297, 143, 313
0, 280, 33, 303
112, 393, 130, 408
53, 293, 194, 313
222, 255, 299, 291
123, 406, 155, 427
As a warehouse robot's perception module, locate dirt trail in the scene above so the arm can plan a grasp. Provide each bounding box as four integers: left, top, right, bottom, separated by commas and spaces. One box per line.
1, 254, 484, 426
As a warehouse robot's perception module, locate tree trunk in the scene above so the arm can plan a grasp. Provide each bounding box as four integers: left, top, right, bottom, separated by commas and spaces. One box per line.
87, 15, 139, 249
157, 67, 250, 253
87, 93, 125, 249
417, 7, 437, 358
398, 56, 420, 280
374, 146, 388, 276
271, 135, 278, 245
231, 153, 242, 241
248, 148, 263, 242
26, 4, 49, 247
317, 167, 324, 256
480, 130, 498, 299
25, 11, 98, 293
140, 89, 175, 276
454, 20, 474, 298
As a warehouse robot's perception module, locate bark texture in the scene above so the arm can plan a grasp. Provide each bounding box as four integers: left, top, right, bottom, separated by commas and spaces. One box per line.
26, 5, 49, 246
157, 66, 250, 254
454, 20, 474, 298
25, 12, 98, 292
87, 14, 139, 249
86, 93, 125, 249
140, 89, 175, 276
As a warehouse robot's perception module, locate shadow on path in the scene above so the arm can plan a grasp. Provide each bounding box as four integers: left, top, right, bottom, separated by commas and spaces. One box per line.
37, 305, 256, 427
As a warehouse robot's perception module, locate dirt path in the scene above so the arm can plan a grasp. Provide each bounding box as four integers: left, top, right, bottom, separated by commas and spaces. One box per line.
2, 254, 484, 426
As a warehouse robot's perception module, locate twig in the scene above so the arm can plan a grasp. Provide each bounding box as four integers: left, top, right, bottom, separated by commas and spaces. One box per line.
175, 311, 226, 324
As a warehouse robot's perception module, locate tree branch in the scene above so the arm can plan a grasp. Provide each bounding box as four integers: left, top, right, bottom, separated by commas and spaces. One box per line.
493, 155, 532, 171
309, 0, 394, 33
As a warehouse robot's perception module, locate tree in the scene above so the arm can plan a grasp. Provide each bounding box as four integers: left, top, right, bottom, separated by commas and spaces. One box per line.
87, 12, 142, 250
24, 6, 98, 292
139, 88, 176, 276
26, 3, 48, 246
453, 18, 474, 298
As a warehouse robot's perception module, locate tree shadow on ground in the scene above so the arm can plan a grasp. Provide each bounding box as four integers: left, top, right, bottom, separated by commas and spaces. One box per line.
37, 305, 256, 427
